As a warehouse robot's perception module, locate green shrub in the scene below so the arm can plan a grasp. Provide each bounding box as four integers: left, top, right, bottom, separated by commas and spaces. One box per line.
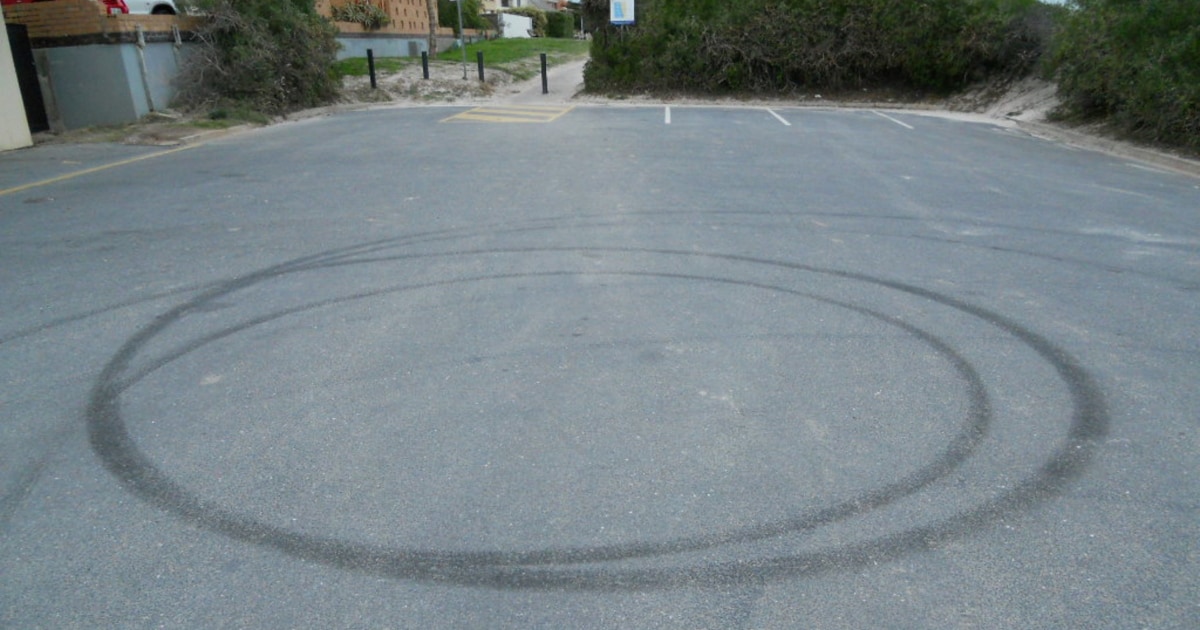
1050, 0, 1200, 151
583, 0, 1053, 94
175, 0, 341, 115
438, 0, 489, 34
330, 0, 391, 30
546, 11, 574, 38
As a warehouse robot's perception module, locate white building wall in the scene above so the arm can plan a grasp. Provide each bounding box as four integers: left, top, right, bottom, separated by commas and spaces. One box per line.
0, 11, 34, 151
499, 13, 532, 38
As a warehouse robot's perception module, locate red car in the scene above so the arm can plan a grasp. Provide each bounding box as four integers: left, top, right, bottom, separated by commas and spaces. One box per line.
1, 0, 130, 14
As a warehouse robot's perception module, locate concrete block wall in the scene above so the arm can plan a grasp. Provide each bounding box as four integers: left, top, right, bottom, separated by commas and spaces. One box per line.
3, 0, 194, 130
336, 35, 424, 60
2, 0, 494, 132
33, 42, 183, 129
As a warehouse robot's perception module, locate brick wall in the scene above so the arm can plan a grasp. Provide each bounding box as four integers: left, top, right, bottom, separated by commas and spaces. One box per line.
2, 0, 479, 42
318, 0, 432, 36
1, 0, 201, 41
3, 0, 116, 39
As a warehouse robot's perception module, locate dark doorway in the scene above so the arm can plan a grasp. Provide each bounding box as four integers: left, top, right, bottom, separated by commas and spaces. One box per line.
6, 22, 49, 133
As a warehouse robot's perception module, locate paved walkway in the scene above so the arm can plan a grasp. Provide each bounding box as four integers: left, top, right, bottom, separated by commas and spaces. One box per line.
501, 58, 587, 104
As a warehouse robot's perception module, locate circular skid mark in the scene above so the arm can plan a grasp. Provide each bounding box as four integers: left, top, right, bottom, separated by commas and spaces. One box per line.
113, 270, 986, 554
88, 235, 1108, 590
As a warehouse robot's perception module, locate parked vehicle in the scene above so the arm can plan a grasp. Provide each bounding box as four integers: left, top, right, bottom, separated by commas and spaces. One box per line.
0, 0, 173, 15
125, 0, 176, 14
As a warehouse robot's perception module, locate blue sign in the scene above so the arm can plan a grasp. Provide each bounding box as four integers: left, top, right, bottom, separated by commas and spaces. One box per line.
611, 0, 635, 25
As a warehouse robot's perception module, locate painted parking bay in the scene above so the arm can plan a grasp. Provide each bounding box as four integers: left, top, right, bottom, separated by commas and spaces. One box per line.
442, 104, 575, 123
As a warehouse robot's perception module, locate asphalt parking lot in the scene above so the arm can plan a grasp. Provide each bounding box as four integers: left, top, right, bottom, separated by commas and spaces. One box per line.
2, 105, 1198, 627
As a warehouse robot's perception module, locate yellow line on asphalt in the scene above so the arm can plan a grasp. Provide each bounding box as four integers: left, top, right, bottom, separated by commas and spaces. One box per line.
451, 115, 545, 123
473, 107, 564, 117
441, 105, 575, 123
451, 113, 555, 123
0, 143, 198, 197
483, 104, 570, 111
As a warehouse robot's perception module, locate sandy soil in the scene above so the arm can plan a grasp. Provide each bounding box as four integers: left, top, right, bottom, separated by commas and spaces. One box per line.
338, 58, 529, 106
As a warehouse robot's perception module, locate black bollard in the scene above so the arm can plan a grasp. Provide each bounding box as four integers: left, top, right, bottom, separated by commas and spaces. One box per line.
367, 49, 377, 89
540, 53, 548, 94
421, 51, 429, 80
477, 51, 485, 82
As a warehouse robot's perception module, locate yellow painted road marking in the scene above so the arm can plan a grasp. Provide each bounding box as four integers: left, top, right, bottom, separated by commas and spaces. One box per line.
0, 144, 198, 197
442, 105, 575, 123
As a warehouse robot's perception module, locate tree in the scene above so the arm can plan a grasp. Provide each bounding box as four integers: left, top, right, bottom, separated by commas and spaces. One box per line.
438, 0, 488, 34
427, 0, 439, 55
1050, 0, 1200, 150
175, 0, 341, 115
545, 10, 573, 38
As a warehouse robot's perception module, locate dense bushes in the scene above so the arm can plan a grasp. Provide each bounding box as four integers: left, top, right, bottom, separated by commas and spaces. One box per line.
546, 10, 575, 38
583, 0, 1052, 93
438, 0, 489, 33
582, 0, 1197, 150
1050, 0, 1200, 150
175, 0, 341, 115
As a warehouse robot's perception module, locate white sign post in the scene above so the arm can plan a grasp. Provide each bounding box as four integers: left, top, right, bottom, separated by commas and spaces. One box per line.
610, 0, 635, 25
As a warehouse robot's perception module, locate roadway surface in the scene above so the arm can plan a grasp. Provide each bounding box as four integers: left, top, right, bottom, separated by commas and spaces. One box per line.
1, 103, 1198, 627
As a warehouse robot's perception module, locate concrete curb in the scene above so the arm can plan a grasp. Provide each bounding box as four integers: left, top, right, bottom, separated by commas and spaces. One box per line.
1013, 118, 1200, 180
176, 123, 257, 145
27, 90, 1200, 184
172, 102, 378, 146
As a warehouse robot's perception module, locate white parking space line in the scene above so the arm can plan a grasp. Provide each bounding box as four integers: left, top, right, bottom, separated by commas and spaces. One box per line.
665, 106, 672, 125
872, 110, 915, 130
1125, 163, 1172, 175
766, 108, 792, 126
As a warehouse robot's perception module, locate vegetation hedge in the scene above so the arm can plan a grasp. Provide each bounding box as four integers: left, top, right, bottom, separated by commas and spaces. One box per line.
176, 0, 341, 115
1050, 0, 1200, 151
438, 0, 490, 33
546, 10, 575, 39
582, 0, 1053, 94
